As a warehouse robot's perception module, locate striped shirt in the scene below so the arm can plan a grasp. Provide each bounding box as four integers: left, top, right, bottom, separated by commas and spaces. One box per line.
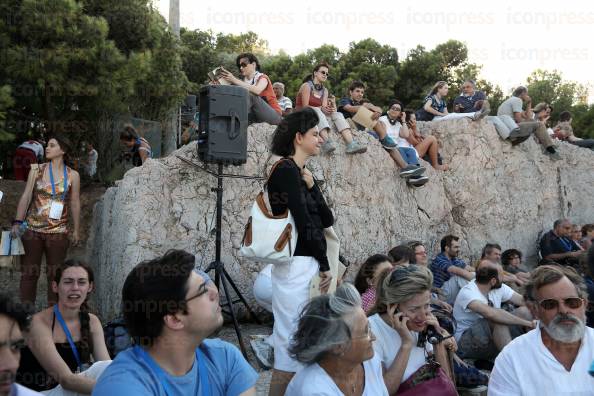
277, 96, 293, 111
430, 252, 467, 288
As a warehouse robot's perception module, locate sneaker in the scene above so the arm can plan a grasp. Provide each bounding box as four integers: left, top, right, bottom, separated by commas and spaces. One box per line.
379, 135, 398, 150
407, 175, 429, 187
320, 139, 337, 155
472, 105, 490, 121
546, 150, 562, 161
345, 141, 367, 154
249, 335, 274, 369
399, 165, 425, 178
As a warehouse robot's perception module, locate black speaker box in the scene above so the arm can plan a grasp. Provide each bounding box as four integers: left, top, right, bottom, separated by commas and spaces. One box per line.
197, 85, 249, 165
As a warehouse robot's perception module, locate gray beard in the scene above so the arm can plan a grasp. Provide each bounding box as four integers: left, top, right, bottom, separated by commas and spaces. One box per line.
542, 313, 586, 343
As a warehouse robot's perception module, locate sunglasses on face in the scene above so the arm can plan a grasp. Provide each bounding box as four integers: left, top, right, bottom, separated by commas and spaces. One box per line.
538, 297, 584, 311
318, 70, 329, 76
238, 62, 250, 69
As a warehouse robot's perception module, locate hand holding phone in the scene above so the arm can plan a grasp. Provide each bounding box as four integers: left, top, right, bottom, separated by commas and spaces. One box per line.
387, 305, 414, 345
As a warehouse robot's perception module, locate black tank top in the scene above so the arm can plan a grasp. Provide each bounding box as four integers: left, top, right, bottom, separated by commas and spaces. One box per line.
16, 312, 93, 391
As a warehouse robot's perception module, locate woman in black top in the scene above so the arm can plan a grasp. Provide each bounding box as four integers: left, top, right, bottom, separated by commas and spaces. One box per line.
267, 107, 335, 396
17, 259, 110, 393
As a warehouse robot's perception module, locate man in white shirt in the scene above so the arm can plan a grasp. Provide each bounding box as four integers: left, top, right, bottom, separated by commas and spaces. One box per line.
489, 265, 594, 396
453, 260, 535, 360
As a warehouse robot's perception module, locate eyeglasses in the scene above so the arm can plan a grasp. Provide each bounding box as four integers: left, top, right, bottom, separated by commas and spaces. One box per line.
352, 325, 373, 340
390, 106, 402, 111
537, 297, 584, 311
185, 269, 214, 303
319, 70, 329, 76
238, 62, 249, 69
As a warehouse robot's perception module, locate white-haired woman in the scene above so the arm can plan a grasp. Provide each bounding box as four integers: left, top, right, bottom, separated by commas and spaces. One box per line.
286, 283, 388, 395
368, 265, 458, 395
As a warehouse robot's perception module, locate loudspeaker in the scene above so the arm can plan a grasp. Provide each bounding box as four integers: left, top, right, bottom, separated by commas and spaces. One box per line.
197, 85, 249, 165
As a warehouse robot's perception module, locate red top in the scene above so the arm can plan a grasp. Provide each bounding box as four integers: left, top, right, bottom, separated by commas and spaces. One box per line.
295, 81, 325, 109
256, 74, 282, 115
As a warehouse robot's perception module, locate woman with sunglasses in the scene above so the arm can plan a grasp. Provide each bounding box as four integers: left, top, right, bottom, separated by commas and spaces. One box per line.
295, 62, 367, 155
267, 108, 335, 395
286, 283, 388, 396
17, 259, 110, 394
368, 265, 457, 395
12, 134, 81, 306
217, 52, 282, 125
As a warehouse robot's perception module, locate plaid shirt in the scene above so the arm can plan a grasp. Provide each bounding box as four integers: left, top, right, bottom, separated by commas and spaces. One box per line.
430, 252, 467, 288
361, 287, 377, 313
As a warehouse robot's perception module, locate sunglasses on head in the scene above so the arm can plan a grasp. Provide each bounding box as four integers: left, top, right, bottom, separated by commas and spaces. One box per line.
538, 297, 583, 311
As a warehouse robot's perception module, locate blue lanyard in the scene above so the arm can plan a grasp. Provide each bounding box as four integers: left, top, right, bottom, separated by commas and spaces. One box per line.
49, 163, 68, 201
134, 346, 211, 396
559, 237, 573, 252
53, 305, 82, 372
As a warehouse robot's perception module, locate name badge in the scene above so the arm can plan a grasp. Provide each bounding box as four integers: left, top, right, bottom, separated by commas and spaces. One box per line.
49, 201, 64, 220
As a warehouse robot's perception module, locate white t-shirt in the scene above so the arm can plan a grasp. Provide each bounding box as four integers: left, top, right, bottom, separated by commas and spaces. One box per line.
18, 140, 44, 159
87, 148, 98, 176
497, 96, 524, 117
378, 116, 415, 150
285, 354, 388, 396
12, 383, 43, 395
488, 326, 594, 396
368, 314, 433, 383
453, 280, 515, 340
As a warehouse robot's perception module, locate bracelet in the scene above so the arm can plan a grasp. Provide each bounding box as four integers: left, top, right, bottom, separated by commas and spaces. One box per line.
12, 219, 24, 225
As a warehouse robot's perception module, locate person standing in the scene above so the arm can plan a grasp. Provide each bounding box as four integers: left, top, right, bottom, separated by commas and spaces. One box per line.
12, 134, 81, 306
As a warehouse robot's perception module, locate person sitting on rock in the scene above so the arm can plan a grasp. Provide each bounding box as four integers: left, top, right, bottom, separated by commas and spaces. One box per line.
430, 235, 476, 305
554, 111, 594, 150
501, 249, 531, 284
488, 265, 594, 395
272, 82, 293, 117
217, 52, 282, 125
480, 243, 525, 288
539, 218, 583, 268
285, 283, 389, 396
353, 254, 394, 313
17, 260, 111, 394
497, 86, 561, 160
580, 224, 594, 251
533, 102, 557, 136
94, 250, 258, 396
388, 244, 415, 267
295, 63, 367, 155
338, 81, 427, 181
453, 259, 535, 361
453, 79, 490, 115
378, 100, 429, 187
415, 81, 489, 122
403, 110, 448, 171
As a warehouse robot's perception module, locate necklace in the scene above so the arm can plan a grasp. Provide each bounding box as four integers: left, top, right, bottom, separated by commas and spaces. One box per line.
313, 82, 323, 91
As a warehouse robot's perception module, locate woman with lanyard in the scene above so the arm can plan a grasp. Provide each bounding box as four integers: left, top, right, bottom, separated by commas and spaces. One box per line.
119, 126, 152, 166
267, 108, 334, 396
295, 62, 367, 155
17, 259, 111, 394
217, 52, 282, 125
12, 134, 81, 306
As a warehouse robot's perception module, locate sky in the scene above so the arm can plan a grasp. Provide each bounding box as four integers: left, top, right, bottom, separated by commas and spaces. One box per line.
156, 0, 594, 102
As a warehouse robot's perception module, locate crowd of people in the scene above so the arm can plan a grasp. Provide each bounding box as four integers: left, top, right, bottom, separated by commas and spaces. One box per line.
3, 51, 593, 396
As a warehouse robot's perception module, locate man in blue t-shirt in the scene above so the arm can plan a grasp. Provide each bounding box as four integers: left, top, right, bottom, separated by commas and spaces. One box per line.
430, 235, 476, 305
540, 219, 583, 268
93, 250, 258, 396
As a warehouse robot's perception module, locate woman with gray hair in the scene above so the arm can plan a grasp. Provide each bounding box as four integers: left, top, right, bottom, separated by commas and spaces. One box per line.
368, 265, 457, 395
285, 283, 388, 395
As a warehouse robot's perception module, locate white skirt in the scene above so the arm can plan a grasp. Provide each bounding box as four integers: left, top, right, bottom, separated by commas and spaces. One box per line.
271, 256, 319, 372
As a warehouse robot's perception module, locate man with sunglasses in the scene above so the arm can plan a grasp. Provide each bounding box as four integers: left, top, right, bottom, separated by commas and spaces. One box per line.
0, 293, 41, 395
489, 265, 594, 395
93, 250, 258, 396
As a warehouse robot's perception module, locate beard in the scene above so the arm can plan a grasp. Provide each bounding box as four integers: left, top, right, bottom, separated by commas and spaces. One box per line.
542, 313, 586, 343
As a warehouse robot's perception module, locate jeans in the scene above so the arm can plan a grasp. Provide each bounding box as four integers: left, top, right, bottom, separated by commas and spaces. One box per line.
398, 147, 419, 165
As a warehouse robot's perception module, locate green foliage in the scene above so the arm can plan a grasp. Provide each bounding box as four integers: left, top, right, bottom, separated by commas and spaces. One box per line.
526, 69, 588, 120
0, 85, 15, 141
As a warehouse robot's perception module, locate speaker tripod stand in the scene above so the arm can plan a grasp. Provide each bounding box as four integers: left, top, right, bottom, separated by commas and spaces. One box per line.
177, 156, 262, 359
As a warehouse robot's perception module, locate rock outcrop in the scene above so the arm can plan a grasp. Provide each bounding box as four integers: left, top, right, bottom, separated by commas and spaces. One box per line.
88, 119, 594, 320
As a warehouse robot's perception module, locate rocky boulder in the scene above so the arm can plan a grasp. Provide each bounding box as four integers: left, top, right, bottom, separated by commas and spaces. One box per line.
88, 119, 594, 320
